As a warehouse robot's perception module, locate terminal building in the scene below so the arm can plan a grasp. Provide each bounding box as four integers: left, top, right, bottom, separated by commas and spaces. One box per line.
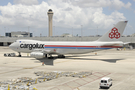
0, 32, 32, 46
5, 31, 33, 37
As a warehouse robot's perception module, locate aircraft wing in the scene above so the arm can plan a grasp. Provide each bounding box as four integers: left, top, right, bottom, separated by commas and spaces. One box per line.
33, 49, 67, 55
101, 43, 122, 47
123, 42, 130, 45
32, 49, 51, 53
102, 42, 130, 47
43, 49, 52, 53
44, 49, 68, 54
55, 49, 68, 54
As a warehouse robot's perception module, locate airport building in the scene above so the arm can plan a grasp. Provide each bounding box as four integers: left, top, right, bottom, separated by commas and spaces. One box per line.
5, 31, 33, 37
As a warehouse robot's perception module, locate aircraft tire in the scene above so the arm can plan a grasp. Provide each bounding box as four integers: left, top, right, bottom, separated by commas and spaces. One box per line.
58, 55, 65, 58
48, 57, 54, 59
18, 55, 21, 57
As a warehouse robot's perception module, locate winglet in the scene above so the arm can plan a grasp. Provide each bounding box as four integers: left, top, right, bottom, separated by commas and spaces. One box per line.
97, 21, 128, 41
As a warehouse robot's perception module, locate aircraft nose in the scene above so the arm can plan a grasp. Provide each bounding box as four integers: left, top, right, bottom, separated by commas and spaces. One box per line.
9, 43, 13, 49
9, 43, 15, 49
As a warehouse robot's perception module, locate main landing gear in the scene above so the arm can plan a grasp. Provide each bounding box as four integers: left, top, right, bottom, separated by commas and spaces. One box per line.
47, 54, 54, 59
46, 54, 65, 59
58, 55, 65, 58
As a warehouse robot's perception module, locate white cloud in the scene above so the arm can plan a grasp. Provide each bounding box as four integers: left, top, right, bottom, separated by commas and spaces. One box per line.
14, 0, 39, 5
0, 0, 127, 36
72, 0, 131, 9
93, 10, 126, 28
0, 2, 48, 28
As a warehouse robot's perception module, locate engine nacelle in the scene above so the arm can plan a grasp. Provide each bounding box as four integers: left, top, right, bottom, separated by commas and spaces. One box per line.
30, 52, 45, 59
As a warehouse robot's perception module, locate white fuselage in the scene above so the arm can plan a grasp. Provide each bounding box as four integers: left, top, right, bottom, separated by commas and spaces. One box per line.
9, 21, 128, 58
9, 39, 123, 54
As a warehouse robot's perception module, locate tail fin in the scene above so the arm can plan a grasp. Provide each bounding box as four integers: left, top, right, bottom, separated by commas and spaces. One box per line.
97, 21, 128, 41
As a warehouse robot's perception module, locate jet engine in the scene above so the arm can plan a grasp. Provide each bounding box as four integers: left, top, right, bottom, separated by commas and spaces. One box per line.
30, 52, 45, 59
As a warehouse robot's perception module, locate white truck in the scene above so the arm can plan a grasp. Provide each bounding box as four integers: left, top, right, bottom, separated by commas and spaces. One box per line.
99, 77, 112, 89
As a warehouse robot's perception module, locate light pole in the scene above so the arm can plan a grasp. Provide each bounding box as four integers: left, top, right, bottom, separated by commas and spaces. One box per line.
81, 25, 83, 41
28, 26, 30, 37
97, 26, 98, 36
81, 25, 83, 37
53, 26, 55, 36
72, 27, 73, 37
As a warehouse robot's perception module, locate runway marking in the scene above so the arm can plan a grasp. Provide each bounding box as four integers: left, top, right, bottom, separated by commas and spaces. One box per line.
0, 65, 41, 75
23, 67, 34, 69
23, 65, 41, 69
0, 69, 24, 75
111, 73, 135, 88
49, 72, 111, 90
0, 59, 72, 73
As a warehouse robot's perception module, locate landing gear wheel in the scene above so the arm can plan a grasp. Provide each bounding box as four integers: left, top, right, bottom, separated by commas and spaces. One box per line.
45, 54, 47, 58
48, 57, 54, 59
47, 54, 54, 59
18, 52, 21, 57
58, 55, 65, 58
18, 55, 21, 57
62, 55, 65, 58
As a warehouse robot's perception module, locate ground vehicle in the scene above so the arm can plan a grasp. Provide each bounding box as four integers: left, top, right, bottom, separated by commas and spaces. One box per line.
100, 77, 112, 89
4, 53, 16, 57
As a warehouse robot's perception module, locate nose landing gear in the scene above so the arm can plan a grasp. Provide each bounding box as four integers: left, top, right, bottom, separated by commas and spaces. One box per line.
18, 52, 21, 57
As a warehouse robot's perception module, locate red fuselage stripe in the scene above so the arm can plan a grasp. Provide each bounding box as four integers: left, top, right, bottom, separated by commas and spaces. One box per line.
44, 45, 122, 48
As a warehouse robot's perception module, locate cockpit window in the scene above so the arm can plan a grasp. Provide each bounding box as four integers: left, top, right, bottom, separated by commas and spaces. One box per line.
16, 40, 21, 43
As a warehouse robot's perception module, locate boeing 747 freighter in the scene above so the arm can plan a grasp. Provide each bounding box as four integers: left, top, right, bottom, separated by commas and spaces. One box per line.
9, 21, 128, 59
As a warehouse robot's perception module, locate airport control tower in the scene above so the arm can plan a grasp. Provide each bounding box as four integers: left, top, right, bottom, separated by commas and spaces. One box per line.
47, 9, 53, 37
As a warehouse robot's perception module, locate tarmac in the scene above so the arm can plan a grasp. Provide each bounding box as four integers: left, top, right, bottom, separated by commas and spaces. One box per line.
0, 46, 135, 90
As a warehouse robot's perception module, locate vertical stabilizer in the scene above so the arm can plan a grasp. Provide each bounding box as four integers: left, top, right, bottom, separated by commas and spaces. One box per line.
97, 21, 128, 41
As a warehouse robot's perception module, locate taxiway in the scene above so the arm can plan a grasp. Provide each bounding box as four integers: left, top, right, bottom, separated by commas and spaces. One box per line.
0, 47, 135, 90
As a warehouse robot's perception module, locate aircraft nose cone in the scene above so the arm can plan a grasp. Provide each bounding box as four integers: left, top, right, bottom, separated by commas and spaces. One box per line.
9, 43, 14, 49
9, 44, 12, 49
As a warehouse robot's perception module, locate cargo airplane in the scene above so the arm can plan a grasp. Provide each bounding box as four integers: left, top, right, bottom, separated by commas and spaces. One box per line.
9, 21, 128, 59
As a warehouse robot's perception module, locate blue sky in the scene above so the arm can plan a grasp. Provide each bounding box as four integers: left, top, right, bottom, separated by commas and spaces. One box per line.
0, 0, 135, 36
0, 0, 13, 6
